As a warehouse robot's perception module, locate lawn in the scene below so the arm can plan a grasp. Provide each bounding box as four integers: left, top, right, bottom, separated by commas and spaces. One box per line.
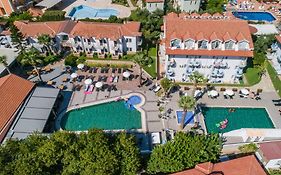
143, 47, 157, 78
244, 67, 261, 86
266, 61, 281, 97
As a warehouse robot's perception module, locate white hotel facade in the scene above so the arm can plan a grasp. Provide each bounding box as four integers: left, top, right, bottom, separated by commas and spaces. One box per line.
159, 12, 254, 84
0, 20, 142, 58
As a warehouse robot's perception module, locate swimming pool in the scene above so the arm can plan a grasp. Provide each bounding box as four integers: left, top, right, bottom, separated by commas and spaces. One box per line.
232, 11, 276, 22
68, 5, 119, 19
202, 107, 274, 133
61, 97, 142, 131
176, 111, 194, 127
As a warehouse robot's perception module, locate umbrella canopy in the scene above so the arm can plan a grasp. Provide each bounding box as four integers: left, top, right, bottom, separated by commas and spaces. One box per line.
225, 89, 234, 96
123, 71, 130, 78
210, 90, 218, 97
84, 79, 93, 85
95, 82, 103, 88
241, 88, 249, 95
77, 64, 84, 69
70, 73, 78, 78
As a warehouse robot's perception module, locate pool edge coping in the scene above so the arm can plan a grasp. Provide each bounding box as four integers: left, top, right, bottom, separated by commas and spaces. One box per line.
55, 92, 147, 133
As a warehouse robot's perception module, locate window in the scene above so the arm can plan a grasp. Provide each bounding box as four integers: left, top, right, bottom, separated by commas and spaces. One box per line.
61, 35, 68, 41
211, 40, 221, 49
170, 39, 181, 48
225, 40, 235, 50
198, 40, 208, 49
238, 41, 249, 50
184, 39, 194, 49
128, 47, 132, 51
126, 38, 132, 43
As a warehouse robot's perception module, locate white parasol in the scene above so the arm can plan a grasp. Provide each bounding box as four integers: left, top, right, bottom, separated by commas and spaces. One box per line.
210, 90, 218, 97
123, 71, 130, 78
95, 82, 103, 88
84, 79, 93, 85
241, 88, 249, 95
77, 64, 85, 69
70, 73, 78, 78
225, 89, 234, 96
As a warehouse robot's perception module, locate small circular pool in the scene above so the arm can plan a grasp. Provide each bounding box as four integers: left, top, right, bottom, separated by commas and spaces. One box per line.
128, 95, 142, 105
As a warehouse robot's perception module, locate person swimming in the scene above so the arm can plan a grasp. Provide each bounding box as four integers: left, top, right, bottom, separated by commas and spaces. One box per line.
228, 108, 235, 113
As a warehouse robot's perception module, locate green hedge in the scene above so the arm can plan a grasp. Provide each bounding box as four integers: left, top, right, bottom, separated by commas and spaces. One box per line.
266, 61, 281, 97
41, 10, 65, 21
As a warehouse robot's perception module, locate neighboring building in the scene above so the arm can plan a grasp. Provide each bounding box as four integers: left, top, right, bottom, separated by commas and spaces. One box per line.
0, 74, 60, 143
256, 141, 281, 169
0, 0, 15, 16
174, 0, 201, 13
3, 20, 142, 58
172, 155, 267, 175
0, 48, 19, 76
160, 12, 254, 84
146, 0, 164, 12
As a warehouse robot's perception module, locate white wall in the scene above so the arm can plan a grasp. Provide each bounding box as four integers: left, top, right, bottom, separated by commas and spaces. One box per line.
146, 2, 164, 12
176, 0, 201, 12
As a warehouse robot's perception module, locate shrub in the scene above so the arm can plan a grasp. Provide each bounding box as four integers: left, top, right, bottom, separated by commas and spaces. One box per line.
40, 10, 65, 21
64, 54, 78, 67
238, 143, 258, 153
76, 56, 86, 64
43, 54, 60, 65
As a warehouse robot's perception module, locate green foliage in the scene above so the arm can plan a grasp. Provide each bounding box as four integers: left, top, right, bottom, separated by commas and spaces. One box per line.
64, 54, 78, 67
244, 68, 261, 85
178, 96, 196, 111
43, 54, 60, 65
80, 15, 124, 23
147, 132, 222, 174
269, 169, 281, 175
189, 71, 206, 84
254, 35, 275, 54
20, 48, 43, 67
129, 9, 164, 48
133, 52, 153, 67
201, 0, 227, 14
40, 10, 66, 21
112, 0, 129, 6
160, 78, 173, 94
143, 47, 157, 78
0, 130, 141, 175
7, 11, 32, 24
238, 143, 258, 153
10, 23, 25, 51
266, 60, 281, 97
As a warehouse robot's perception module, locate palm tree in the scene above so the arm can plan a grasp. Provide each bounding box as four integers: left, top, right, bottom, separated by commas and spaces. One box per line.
0, 55, 11, 74
160, 77, 174, 97
38, 34, 53, 55
133, 53, 152, 86
178, 95, 196, 130
20, 48, 43, 81
189, 71, 206, 94
10, 24, 25, 52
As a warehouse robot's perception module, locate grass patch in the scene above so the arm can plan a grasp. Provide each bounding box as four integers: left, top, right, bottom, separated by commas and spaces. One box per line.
143, 48, 157, 78
266, 61, 281, 97
244, 68, 261, 86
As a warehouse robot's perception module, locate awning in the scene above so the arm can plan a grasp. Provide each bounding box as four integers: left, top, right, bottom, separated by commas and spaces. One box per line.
6, 87, 60, 140
36, 0, 62, 8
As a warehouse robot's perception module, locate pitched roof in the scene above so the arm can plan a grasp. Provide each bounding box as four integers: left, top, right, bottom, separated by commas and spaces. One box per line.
259, 141, 281, 160
13, 20, 141, 39
171, 155, 267, 175
0, 74, 34, 134
162, 12, 254, 57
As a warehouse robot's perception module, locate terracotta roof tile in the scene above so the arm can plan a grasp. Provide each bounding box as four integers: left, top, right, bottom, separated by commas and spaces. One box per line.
0, 74, 34, 137
196, 32, 207, 41
210, 32, 221, 41
259, 141, 281, 160
236, 32, 247, 41
183, 31, 194, 40
13, 21, 141, 39
27, 7, 43, 17
171, 155, 267, 175
223, 32, 234, 41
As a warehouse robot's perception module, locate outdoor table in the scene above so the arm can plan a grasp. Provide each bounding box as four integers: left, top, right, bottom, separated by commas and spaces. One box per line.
47, 81, 53, 85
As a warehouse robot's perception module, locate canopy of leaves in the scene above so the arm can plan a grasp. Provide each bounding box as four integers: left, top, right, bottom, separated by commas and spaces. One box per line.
160, 78, 173, 93
189, 71, 206, 84
178, 95, 196, 111
0, 130, 141, 175
238, 143, 258, 153
147, 132, 222, 174
133, 53, 153, 67
40, 10, 66, 21
201, 0, 227, 14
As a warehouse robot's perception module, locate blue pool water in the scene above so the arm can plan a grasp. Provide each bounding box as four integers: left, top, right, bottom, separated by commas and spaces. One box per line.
232, 11, 276, 22
68, 5, 119, 19
176, 111, 194, 127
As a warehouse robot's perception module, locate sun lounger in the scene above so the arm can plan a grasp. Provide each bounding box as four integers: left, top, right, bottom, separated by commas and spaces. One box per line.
153, 86, 161, 93
118, 68, 122, 74
112, 68, 116, 73
149, 85, 156, 91
272, 99, 281, 103
113, 76, 119, 83
93, 67, 98, 73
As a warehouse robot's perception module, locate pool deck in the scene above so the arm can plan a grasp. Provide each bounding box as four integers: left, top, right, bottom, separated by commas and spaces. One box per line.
60, 0, 133, 19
